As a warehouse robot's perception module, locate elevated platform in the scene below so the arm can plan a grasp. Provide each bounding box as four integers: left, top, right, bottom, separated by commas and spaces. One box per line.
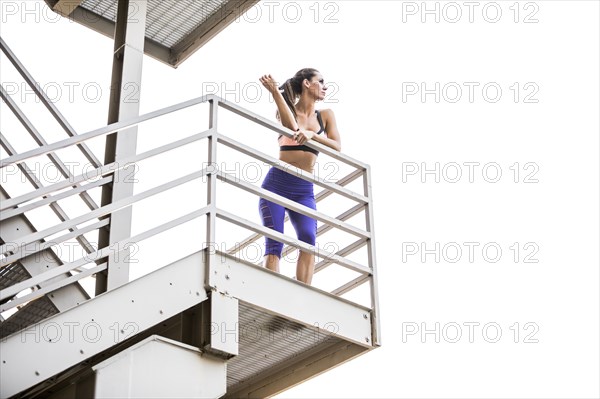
1, 248, 373, 398
1, 42, 380, 395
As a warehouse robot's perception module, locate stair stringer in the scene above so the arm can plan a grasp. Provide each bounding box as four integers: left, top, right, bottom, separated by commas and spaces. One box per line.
0, 188, 90, 338
0, 249, 209, 399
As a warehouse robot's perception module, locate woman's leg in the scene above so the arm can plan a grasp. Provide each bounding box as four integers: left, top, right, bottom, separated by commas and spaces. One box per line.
259, 197, 285, 272
296, 251, 315, 285
288, 195, 317, 284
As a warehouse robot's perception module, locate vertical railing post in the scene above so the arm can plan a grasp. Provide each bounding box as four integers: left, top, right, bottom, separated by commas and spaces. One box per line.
204, 98, 239, 359
364, 165, 381, 346
206, 98, 219, 263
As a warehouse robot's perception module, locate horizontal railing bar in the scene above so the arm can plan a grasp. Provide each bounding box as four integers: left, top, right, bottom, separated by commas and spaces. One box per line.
0, 176, 113, 221
1, 219, 110, 268
0, 131, 100, 254
215, 170, 370, 240
282, 202, 366, 259
217, 134, 369, 205
0, 167, 210, 259
0, 262, 107, 313
0, 95, 215, 169
0, 89, 101, 217
215, 97, 369, 171
215, 208, 371, 276
0, 206, 211, 301
227, 169, 365, 256
315, 237, 369, 273
0, 129, 212, 211
0, 37, 103, 168
314, 168, 365, 202
331, 275, 371, 297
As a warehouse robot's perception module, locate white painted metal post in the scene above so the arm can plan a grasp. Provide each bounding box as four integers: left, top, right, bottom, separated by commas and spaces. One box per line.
364, 165, 381, 346
97, 0, 147, 293
204, 99, 240, 358
205, 99, 219, 268
207, 98, 218, 244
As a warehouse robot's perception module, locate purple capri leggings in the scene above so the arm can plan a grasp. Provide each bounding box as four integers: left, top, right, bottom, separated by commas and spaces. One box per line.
258, 167, 317, 258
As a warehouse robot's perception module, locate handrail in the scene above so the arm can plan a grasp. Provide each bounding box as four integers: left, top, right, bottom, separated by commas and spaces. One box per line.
0, 95, 213, 168
0, 206, 211, 301
0, 168, 210, 260
0, 130, 212, 211
216, 97, 369, 170
215, 209, 371, 275
0, 176, 113, 221
0, 37, 102, 168
0, 134, 101, 258
0, 96, 368, 172
215, 170, 370, 240
217, 134, 369, 204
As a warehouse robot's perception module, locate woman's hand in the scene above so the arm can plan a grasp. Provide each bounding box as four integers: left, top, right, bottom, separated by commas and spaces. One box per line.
294, 129, 314, 145
259, 74, 279, 95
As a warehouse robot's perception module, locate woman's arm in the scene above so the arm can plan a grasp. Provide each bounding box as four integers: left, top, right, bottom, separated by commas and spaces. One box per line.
260, 74, 298, 131
311, 109, 341, 152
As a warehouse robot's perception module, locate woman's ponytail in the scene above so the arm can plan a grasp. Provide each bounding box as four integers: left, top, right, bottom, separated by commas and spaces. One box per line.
279, 78, 298, 118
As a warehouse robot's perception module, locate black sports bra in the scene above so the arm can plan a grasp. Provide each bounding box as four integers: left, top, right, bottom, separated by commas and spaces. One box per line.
278, 110, 325, 156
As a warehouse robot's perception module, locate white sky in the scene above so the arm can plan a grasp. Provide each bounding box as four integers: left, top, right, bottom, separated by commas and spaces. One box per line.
1, 0, 599, 398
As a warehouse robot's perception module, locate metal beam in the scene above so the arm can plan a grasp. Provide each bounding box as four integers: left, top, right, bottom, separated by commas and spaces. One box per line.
97, 0, 148, 293
207, 250, 373, 347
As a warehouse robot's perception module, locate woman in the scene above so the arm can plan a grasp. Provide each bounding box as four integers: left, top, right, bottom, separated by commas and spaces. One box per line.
259, 68, 341, 285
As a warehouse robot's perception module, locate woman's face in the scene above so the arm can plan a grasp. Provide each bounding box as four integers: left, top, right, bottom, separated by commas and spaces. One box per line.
306, 72, 327, 101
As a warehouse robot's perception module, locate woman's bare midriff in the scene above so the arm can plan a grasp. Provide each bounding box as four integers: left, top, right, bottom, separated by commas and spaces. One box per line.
279, 150, 317, 173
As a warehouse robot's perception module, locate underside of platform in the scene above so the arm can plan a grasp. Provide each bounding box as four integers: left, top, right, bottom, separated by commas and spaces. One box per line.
1, 248, 374, 398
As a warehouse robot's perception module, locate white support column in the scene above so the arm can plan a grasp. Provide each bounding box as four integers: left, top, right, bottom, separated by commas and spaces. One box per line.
208, 292, 239, 358
97, 0, 147, 293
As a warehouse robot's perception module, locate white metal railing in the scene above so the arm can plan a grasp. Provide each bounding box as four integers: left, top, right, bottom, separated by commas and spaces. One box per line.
0, 94, 380, 345
1, 37, 103, 261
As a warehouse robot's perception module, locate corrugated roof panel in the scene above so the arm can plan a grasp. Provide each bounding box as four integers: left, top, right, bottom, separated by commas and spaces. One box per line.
46, 0, 259, 67
79, 0, 231, 48
81, 0, 118, 19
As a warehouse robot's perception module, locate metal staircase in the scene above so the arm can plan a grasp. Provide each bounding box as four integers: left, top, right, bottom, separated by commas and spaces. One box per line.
1, 25, 380, 399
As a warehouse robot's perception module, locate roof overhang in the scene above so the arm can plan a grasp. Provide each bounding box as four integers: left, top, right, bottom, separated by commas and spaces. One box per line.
44, 0, 260, 68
